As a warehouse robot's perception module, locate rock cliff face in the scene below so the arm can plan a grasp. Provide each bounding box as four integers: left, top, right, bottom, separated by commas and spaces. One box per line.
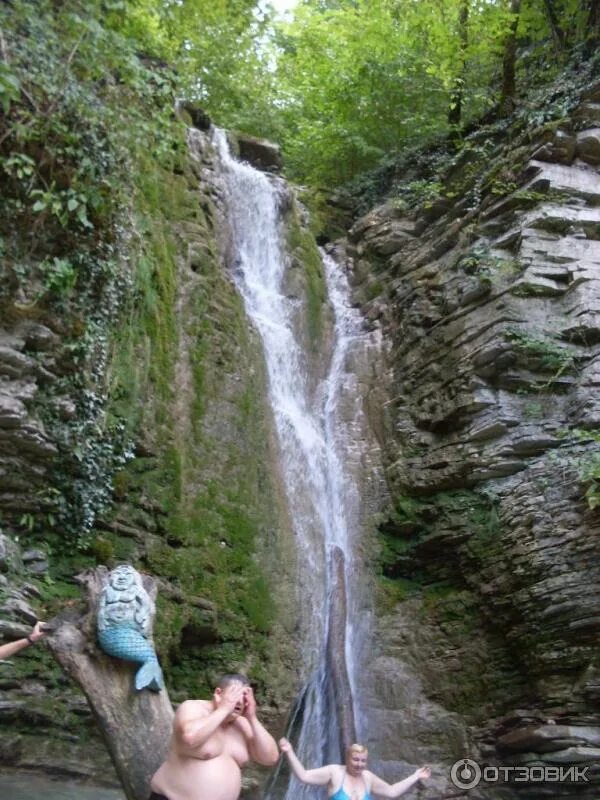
0, 122, 300, 787
349, 84, 600, 797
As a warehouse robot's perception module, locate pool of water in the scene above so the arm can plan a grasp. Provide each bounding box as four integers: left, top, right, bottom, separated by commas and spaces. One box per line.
0, 772, 125, 800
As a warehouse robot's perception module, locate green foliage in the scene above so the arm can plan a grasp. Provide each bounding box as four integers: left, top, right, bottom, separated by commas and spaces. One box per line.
512, 188, 550, 203
454, 244, 521, 292
271, 0, 580, 185
0, 61, 21, 114
104, 0, 281, 142
402, 180, 446, 208
4, 0, 595, 197
378, 489, 501, 590
503, 327, 576, 373
572, 430, 600, 510
273, 0, 469, 184
376, 576, 421, 613
0, 1, 185, 546
581, 454, 600, 510
513, 36, 600, 131
0, 1, 177, 249
5, 0, 593, 196
272, 0, 600, 186
40, 257, 78, 295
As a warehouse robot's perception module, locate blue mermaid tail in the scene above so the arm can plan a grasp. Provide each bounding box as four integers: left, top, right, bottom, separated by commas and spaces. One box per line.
97, 625, 164, 692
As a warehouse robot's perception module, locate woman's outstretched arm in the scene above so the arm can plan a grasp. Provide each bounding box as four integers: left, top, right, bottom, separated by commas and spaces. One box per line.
0, 621, 46, 660
279, 738, 336, 786
367, 767, 431, 798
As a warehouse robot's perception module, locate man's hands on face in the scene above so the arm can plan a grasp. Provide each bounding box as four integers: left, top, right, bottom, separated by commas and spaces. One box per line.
242, 686, 257, 719
220, 682, 246, 715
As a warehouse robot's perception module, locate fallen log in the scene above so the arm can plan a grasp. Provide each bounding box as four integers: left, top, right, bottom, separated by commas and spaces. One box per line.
326, 546, 357, 754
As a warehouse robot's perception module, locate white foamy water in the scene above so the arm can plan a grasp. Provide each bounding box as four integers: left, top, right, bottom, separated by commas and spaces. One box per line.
213, 130, 376, 799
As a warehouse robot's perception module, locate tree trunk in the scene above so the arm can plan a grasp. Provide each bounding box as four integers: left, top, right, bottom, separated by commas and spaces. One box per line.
586, 0, 600, 35
448, 0, 470, 130
46, 567, 174, 800
500, 0, 522, 115
543, 0, 566, 50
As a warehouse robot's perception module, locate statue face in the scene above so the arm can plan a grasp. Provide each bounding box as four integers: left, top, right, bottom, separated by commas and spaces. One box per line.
110, 565, 137, 591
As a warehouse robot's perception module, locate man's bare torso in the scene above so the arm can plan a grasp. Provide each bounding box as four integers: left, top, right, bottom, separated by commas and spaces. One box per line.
151, 700, 251, 800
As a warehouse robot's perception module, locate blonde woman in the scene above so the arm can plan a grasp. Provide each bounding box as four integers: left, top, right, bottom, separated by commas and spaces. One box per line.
279, 738, 430, 799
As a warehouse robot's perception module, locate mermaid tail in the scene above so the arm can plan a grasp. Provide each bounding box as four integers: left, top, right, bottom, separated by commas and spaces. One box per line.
97, 625, 164, 692
134, 658, 163, 692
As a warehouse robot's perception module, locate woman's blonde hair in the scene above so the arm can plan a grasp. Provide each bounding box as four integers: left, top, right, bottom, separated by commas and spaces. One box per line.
346, 743, 368, 757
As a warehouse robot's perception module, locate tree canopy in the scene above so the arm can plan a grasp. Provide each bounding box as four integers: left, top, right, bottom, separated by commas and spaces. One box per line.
2, 0, 598, 188
268, 0, 597, 183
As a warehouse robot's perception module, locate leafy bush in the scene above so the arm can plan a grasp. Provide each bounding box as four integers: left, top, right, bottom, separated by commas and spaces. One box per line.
0, 0, 183, 546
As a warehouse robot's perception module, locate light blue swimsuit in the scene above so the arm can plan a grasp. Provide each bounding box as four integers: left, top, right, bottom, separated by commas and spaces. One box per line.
330, 770, 371, 800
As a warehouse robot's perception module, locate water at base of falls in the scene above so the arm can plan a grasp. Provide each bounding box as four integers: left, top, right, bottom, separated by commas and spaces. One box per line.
0, 772, 124, 800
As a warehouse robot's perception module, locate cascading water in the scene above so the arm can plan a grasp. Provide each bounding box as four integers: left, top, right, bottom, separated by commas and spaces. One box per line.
214, 130, 378, 799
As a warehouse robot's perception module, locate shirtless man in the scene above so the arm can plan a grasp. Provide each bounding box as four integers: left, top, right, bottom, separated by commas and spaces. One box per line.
150, 674, 279, 800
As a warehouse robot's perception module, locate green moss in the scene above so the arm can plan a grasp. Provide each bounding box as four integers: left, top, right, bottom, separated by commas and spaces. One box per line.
295, 186, 351, 242
377, 488, 501, 588
375, 576, 421, 613
240, 575, 275, 633
104, 150, 285, 700
107, 155, 188, 436
365, 279, 384, 301
286, 206, 326, 349
510, 282, 561, 298
455, 246, 521, 284
89, 536, 115, 565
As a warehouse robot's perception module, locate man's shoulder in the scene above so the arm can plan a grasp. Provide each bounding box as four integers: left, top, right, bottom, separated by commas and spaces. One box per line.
175, 698, 212, 717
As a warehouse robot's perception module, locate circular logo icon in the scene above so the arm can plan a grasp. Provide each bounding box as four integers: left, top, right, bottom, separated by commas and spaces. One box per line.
451, 758, 482, 790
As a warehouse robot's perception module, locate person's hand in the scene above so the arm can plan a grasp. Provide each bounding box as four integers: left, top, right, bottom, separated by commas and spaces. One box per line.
220, 682, 246, 714
279, 737, 293, 753
242, 685, 257, 719
415, 767, 431, 780
28, 621, 46, 643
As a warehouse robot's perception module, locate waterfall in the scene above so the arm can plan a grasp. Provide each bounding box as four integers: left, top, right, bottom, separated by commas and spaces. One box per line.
213, 130, 377, 799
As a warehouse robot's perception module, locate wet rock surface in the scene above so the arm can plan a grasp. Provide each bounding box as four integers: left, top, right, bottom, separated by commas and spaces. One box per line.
0, 537, 118, 783
227, 132, 283, 173
349, 83, 600, 798
0, 127, 298, 790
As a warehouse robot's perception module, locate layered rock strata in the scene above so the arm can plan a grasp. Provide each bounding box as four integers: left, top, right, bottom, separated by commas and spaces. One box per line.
350, 83, 600, 798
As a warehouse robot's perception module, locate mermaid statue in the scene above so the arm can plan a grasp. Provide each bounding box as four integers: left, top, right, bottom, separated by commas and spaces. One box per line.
97, 564, 164, 692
